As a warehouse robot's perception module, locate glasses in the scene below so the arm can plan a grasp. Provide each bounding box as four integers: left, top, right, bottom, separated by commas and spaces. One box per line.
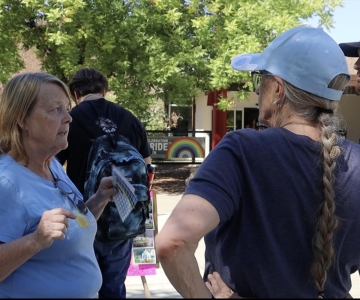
251, 71, 273, 91
54, 178, 88, 215
256, 121, 268, 131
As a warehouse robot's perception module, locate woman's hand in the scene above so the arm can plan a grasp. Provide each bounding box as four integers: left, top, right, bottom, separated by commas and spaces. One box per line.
85, 176, 118, 220
32, 208, 76, 250
97, 176, 117, 203
206, 271, 234, 298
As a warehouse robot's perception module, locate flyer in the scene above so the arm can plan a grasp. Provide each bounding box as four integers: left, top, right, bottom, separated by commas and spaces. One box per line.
111, 165, 138, 222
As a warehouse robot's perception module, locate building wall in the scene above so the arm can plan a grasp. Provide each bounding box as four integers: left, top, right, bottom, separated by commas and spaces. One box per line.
195, 94, 213, 130
229, 91, 258, 111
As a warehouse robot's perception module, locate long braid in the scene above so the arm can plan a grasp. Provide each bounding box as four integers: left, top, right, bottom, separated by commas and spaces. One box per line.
310, 113, 340, 298
282, 74, 348, 298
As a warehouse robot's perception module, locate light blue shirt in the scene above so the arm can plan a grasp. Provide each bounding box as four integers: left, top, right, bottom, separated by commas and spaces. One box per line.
0, 154, 102, 298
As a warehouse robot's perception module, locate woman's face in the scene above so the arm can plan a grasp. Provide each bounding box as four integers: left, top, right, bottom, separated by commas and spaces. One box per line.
23, 83, 72, 157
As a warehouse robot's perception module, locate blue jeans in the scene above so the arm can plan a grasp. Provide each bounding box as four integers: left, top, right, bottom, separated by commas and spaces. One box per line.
94, 238, 133, 298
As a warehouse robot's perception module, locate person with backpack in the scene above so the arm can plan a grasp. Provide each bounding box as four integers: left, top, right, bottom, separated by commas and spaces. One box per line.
56, 68, 152, 299
155, 26, 360, 298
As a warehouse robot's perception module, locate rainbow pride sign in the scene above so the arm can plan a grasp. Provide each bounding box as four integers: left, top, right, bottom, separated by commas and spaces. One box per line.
166, 137, 205, 159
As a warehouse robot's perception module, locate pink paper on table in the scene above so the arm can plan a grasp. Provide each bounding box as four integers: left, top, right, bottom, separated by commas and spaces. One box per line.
126, 190, 157, 276
127, 262, 157, 276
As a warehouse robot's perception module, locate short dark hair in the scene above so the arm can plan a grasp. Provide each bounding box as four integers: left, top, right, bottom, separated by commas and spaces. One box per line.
68, 68, 108, 99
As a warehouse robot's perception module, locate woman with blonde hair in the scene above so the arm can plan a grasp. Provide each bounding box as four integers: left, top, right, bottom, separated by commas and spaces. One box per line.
0, 72, 117, 298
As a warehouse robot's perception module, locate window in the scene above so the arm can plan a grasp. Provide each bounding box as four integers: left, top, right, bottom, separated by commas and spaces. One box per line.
227, 110, 242, 132
166, 104, 192, 133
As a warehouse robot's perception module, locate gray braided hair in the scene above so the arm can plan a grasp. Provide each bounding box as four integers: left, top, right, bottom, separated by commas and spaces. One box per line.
282, 74, 349, 298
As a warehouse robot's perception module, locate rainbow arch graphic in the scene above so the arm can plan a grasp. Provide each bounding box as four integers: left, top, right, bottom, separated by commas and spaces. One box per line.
166, 137, 205, 159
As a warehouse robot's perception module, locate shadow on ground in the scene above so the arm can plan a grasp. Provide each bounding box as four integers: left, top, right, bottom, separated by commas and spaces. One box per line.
152, 164, 198, 194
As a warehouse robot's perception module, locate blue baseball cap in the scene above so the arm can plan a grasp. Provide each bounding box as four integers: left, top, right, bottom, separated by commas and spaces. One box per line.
231, 26, 350, 101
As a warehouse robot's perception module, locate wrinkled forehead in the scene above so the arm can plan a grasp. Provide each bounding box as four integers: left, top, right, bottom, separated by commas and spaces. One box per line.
36, 83, 71, 107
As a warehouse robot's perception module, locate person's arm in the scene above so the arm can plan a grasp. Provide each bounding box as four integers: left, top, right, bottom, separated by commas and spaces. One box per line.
0, 208, 76, 282
144, 156, 151, 165
155, 193, 220, 298
85, 176, 117, 220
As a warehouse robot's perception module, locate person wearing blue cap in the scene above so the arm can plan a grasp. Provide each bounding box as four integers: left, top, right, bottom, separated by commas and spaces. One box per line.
156, 26, 360, 299
339, 40, 360, 93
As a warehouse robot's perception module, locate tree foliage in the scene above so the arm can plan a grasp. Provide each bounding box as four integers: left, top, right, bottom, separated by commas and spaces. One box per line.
0, 0, 343, 125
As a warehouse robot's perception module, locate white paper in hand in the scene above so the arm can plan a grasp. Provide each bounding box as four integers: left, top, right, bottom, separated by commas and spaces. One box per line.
111, 165, 138, 222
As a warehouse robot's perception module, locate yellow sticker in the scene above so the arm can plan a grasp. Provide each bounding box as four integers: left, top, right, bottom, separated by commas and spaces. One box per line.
76, 213, 89, 228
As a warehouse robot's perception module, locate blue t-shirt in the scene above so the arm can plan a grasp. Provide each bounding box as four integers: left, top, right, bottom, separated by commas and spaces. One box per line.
0, 155, 102, 298
185, 128, 360, 298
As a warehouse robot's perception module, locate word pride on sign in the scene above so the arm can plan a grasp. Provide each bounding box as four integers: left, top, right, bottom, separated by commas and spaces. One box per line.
148, 136, 205, 160
149, 138, 168, 153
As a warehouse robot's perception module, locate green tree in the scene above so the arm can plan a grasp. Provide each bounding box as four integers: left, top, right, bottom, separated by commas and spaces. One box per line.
0, 0, 343, 125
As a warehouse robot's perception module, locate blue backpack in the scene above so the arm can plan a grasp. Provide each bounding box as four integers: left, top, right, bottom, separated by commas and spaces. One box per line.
74, 102, 150, 242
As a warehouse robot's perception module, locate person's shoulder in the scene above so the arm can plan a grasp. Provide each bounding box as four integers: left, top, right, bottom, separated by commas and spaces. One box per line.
69, 100, 87, 115
112, 104, 144, 126
216, 129, 265, 154
0, 154, 21, 179
342, 139, 360, 148
221, 128, 294, 153
104, 99, 135, 115
224, 127, 278, 142
340, 139, 360, 155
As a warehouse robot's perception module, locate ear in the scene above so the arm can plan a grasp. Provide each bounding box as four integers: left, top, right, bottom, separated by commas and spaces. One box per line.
17, 117, 28, 131
273, 76, 285, 101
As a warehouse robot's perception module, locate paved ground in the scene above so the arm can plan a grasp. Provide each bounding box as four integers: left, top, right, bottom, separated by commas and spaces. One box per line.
125, 193, 360, 298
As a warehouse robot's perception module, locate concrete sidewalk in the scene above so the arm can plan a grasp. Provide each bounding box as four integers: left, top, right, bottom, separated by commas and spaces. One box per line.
125, 193, 360, 298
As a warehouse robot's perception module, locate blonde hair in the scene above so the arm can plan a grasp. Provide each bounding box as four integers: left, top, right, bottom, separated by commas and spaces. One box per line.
281, 74, 349, 298
0, 72, 72, 164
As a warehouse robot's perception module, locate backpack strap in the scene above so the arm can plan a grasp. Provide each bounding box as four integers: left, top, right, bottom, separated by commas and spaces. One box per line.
71, 100, 132, 140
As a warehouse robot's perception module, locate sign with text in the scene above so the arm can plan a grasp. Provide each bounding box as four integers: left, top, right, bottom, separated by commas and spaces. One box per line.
148, 136, 206, 161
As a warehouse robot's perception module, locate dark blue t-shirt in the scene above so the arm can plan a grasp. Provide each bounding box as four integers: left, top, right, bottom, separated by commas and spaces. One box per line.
185, 127, 360, 298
